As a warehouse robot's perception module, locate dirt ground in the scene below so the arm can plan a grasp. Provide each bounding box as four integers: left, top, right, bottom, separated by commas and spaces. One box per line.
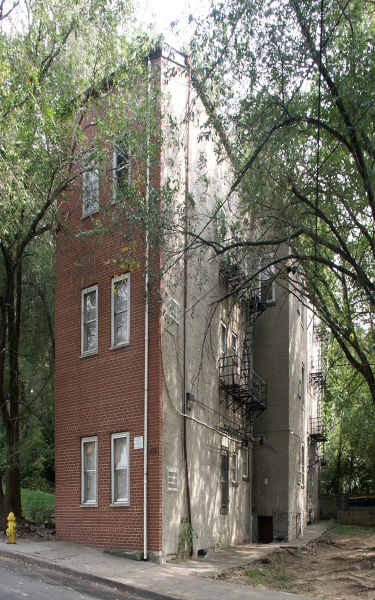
218, 525, 375, 600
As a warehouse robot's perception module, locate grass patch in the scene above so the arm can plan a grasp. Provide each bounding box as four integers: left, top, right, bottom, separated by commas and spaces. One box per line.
331, 524, 375, 536
244, 557, 294, 591
22, 488, 55, 525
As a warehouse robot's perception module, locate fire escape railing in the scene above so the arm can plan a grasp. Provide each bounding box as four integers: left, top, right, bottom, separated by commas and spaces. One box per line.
309, 417, 327, 443
310, 358, 327, 390
219, 354, 267, 414
218, 260, 269, 440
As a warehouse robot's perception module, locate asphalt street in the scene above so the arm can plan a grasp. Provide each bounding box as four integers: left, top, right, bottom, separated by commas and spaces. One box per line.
0, 556, 157, 600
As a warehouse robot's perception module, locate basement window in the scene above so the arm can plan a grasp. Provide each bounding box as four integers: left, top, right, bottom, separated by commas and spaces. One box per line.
220, 448, 229, 514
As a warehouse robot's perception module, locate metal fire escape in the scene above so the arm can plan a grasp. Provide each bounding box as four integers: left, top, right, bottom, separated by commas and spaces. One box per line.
309, 323, 327, 391
309, 323, 327, 465
218, 262, 268, 441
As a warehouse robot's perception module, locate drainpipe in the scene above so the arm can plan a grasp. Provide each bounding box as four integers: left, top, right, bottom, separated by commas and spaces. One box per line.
182, 59, 193, 553
143, 56, 151, 561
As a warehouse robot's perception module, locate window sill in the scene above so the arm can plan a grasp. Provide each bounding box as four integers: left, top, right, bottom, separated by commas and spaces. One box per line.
109, 342, 130, 351
80, 350, 98, 358
80, 503, 98, 508
265, 300, 276, 307
242, 476, 249, 482
81, 209, 99, 220
110, 502, 130, 507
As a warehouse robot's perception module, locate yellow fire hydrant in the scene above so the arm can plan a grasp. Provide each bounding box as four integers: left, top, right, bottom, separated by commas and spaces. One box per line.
6, 512, 16, 544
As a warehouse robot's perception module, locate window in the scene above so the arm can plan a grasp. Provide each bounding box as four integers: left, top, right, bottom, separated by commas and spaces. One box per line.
82, 165, 99, 217
301, 363, 305, 405
232, 453, 238, 485
111, 432, 130, 505
111, 274, 130, 348
220, 448, 229, 514
81, 285, 98, 355
231, 332, 238, 359
242, 445, 249, 480
259, 265, 276, 304
166, 298, 180, 325
300, 296, 305, 325
301, 444, 305, 488
81, 436, 98, 505
220, 322, 227, 358
112, 139, 131, 202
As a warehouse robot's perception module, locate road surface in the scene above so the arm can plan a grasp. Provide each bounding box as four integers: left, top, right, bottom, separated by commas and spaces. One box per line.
0, 556, 158, 600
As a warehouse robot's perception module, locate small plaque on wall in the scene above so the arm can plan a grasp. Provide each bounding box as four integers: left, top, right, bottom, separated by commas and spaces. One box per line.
167, 468, 178, 491
134, 436, 143, 449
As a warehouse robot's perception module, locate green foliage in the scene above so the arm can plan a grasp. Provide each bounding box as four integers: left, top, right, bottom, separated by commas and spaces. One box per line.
190, 0, 375, 404
21, 488, 55, 525
178, 518, 196, 556
321, 339, 375, 494
244, 556, 294, 590
330, 524, 375, 536
0, 0, 154, 516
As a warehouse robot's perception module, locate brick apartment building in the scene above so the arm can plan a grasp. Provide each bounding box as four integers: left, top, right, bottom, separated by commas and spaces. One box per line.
55, 45, 325, 560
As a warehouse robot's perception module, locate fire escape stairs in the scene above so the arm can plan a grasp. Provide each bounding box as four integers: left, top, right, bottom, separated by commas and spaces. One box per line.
218, 261, 269, 440
309, 416, 327, 443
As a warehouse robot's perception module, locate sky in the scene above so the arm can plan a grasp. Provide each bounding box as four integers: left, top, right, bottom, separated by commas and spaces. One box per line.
136, 0, 210, 47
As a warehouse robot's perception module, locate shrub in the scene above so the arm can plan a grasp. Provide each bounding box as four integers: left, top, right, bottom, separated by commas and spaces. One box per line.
21, 489, 55, 525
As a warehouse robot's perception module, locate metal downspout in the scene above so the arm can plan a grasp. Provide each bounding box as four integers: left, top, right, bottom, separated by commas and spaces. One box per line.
143, 56, 151, 561
182, 61, 193, 552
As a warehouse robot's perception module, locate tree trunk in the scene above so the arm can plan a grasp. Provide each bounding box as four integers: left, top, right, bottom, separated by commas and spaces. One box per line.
0, 256, 23, 518
0, 469, 4, 524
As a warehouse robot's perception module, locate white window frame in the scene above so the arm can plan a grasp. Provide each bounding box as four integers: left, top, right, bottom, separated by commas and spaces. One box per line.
232, 452, 239, 485
111, 432, 130, 506
242, 445, 249, 480
82, 165, 99, 217
81, 285, 98, 356
111, 274, 130, 348
81, 436, 98, 506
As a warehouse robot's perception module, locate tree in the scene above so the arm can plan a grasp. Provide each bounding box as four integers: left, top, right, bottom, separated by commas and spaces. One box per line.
0, 0, 145, 519
322, 339, 375, 494
187, 0, 375, 404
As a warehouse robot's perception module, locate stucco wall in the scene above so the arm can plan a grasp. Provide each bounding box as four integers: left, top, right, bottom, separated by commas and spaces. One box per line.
253, 276, 322, 541
160, 58, 252, 558
253, 282, 290, 540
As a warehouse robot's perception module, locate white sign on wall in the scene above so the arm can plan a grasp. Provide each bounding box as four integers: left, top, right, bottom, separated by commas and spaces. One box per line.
134, 436, 143, 449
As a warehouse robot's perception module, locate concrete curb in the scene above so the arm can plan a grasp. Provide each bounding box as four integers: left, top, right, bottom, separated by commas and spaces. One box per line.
0, 549, 177, 600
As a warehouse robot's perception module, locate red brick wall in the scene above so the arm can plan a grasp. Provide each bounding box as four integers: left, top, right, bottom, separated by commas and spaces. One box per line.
55, 147, 163, 551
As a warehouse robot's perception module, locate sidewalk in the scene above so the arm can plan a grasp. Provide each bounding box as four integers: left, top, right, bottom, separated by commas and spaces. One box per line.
0, 521, 333, 600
